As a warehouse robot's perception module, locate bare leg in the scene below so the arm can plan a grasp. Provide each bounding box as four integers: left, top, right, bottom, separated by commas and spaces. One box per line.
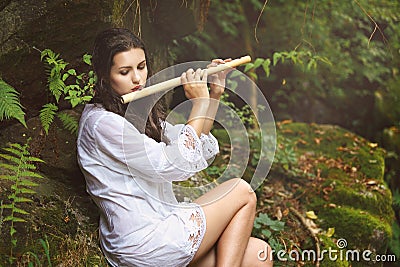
190, 237, 273, 267
189, 178, 266, 267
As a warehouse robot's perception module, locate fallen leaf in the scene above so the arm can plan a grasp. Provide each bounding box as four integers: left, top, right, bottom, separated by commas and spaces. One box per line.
306, 210, 318, 219
366, 179, 378, 186
282, 208, 289, 217
275, 207, 283, 221
368, 143, 378, 148
326, 227, 335, 237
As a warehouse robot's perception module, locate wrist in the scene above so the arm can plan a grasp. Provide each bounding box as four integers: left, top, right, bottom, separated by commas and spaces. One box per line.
191, 97, 210, 108
209, 91, 223, 100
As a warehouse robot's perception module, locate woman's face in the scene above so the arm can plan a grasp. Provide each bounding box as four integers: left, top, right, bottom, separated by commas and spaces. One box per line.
109, 48, 148, 96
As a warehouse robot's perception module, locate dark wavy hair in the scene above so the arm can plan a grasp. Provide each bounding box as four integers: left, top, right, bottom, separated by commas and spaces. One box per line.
91, 28, 168, 143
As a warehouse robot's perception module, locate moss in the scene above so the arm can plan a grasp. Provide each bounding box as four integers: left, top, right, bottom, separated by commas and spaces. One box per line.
318, 235, 351, 267
329, 183, 394, 223
319, 206, 392, 254
269, 122, 395, 266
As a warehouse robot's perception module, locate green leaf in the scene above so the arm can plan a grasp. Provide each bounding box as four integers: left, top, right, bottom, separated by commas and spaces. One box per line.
12, 207, 29, 215
19, 179, 39, 187
0, 79, 27, 127
14, 197, 33, 203
253, 58, 264, 69
20, 171, 43, 179
27, 156, 45, 164
57, 112, 79, 135
48, 76, 65, 102
244, 62, 254, 73
0, 154, 21, 165
262, 59, 271, 77
40, 103, 58, 135
4, 215, 26, 223
83, 54, 92, 65
261, 229, 272, 238
67, 69, 77, 76
0, 203, 13, 209
19, 188, 37, 194
2, 147, 24, 157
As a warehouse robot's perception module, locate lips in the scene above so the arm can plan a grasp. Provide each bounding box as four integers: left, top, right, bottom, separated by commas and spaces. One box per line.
131, 85, 143, 92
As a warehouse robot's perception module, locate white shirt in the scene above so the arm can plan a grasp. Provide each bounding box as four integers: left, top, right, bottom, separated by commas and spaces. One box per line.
77, 104, 219, 266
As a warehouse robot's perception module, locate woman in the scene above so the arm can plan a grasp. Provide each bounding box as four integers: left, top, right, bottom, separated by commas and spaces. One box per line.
77, 28, 273, 267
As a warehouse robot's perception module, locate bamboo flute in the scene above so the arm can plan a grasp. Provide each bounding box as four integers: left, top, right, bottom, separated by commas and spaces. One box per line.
121, 55, 251, 104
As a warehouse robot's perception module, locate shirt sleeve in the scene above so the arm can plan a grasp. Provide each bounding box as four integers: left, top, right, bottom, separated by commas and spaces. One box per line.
165, 122, 220, 161
93, 114, 209, 183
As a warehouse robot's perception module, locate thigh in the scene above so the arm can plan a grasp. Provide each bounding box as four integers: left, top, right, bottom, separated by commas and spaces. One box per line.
192, 178, 256, 261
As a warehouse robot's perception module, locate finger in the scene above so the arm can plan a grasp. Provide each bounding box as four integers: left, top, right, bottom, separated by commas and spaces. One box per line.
180, 72, 187, 83
212, 58, 224, 64
186, 68, 195, 82
201, 69, 208, 81
194, 68, 202, 81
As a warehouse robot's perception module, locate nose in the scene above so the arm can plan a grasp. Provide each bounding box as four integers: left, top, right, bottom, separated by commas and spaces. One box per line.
131, 69, 141, 84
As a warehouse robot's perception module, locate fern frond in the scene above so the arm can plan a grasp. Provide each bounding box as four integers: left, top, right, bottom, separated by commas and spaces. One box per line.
18, 188, 37, 194
13, 197, 33, 203
3, 146, 27, 157
0, 154, 21, 165
3, 216, 26, 223
18, 179, 39, 187
27, 156, 45, 163
40, 103, 58, 135
0, 174, 17, 180
12, 207, 29, 215
0, 163, 19, 172
48, 75, 65, 102
0, 141, 43, 256
20, 171, 43, 179
0, 79, 27, 127
1, 203, 13, 209
57, 111, 79, 135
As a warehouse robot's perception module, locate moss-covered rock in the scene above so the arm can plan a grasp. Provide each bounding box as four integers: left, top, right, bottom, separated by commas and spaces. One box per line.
260, 122, 395, 266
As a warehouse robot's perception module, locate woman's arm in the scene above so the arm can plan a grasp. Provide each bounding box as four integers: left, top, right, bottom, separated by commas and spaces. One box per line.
181, 68, 210, 137
202, 59, 232, 135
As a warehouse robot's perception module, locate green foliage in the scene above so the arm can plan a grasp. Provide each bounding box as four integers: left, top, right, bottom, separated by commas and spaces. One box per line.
40, 103, 59, 135
273, 134, 301, 177
24, 235, 52, 267
41, 49, 68, 103
0, 140, 44, 263
40, 49, 95, 135
254, 212, 285, 239
253, 212, 287, 260
57, 111, 79, 135
0, 79, 26, 127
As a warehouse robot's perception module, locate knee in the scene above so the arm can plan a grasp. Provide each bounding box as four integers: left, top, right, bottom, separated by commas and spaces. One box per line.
234, 178, 257, 207
245, 237, 273, 267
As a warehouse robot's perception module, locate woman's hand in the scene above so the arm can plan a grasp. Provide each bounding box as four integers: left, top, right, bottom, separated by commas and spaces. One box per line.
208, 58, 232, 98
181, 68, 210, 137
181, 68, 209, 100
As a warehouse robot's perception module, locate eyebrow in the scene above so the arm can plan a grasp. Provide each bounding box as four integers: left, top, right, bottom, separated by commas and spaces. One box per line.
118, 60, 146, 69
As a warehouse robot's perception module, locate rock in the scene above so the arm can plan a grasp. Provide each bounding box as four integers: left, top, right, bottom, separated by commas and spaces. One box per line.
258, 122, 394, 266
0, 0, 112, 119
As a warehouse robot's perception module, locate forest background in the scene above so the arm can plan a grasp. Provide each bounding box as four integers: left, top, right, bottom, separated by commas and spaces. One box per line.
0, 0, 399, 266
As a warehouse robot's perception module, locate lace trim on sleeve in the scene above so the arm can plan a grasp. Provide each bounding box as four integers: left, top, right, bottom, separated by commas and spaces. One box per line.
200, 133, 220, 160
176, 125, 208, 172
